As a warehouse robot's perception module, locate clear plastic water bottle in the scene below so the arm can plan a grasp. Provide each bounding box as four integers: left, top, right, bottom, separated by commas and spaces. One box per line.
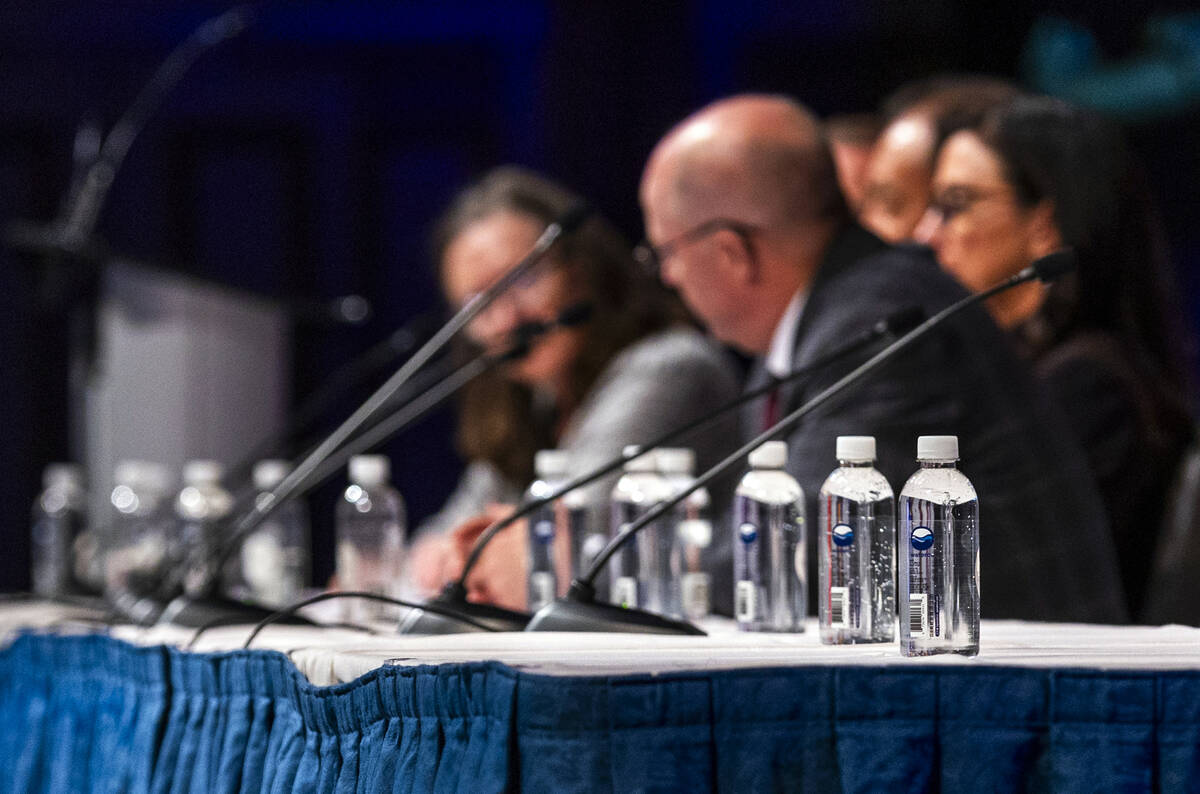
336, 455, 406, 621
659, 448, 712, 622
526, 449, 570, 612
30, 464, 88, 597
105, 460, 174, 609
175, 460, 235, 598
898, 435, 979, 657
609, 446, 672, 611
733, 441, 806, 632
228, 460, 310, 607
818, 436, 895, 644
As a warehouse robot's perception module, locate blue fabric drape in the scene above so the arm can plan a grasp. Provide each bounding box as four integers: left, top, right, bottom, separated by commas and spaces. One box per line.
0, 634, 515, 794
2, 633, 1199, 792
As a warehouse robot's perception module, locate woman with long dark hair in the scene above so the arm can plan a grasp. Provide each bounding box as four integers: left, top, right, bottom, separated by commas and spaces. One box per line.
409, 166, 739, 609
918, 96, 1196, 618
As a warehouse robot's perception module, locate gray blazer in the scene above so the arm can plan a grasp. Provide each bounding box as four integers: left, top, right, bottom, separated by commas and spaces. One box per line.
737, 225, 1128, 623
418, 326, 741, 543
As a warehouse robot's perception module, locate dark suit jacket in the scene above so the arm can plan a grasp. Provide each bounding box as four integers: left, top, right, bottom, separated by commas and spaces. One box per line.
736, 224, 1128, 623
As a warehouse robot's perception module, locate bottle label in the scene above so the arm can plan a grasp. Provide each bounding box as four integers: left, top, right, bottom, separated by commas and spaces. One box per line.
832, 523, 854, 547
529, 571, 555, 612
735, 580, 756, 624
829, 586, 850, 629
614, 576, 639, 609
682, 572, 710, 618
533, 518, 555, 543
908, 593, 929, 638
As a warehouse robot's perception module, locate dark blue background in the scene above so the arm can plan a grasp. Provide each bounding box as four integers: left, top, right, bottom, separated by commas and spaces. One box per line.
1, 0, 1195, 589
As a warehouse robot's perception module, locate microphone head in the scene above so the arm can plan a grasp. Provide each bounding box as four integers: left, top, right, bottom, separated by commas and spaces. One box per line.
1031, 248, 1076, 283
556, 301, 594, 328
556, 202, 593, 234
879, 306, 926, 337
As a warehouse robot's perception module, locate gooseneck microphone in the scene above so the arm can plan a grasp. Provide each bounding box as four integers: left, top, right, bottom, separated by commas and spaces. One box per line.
154, 298, 593, 628
216, 201, 591, 572
397, 305, 925, 634
526, 249, 1077, 634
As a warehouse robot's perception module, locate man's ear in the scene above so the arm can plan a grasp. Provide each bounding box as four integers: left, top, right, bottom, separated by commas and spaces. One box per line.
713, 228, 757, 285
1027, 200, 1063, 260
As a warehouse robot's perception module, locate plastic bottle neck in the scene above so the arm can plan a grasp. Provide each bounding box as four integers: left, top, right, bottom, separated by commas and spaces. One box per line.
837, 459, 873, 469
918, 459, 958, 469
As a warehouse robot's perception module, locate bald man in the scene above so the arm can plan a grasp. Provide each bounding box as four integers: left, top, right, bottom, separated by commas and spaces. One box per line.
639, 94, 1128, 623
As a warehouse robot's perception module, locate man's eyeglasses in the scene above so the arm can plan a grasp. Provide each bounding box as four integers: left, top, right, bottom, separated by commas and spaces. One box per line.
633, 218, 760, 274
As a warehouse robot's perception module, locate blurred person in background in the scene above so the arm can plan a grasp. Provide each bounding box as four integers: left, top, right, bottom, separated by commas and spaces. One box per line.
407, 166, 739, 610
859, 75, 1022, 243
919, 96, 1197, 618
825, 112, 882, 211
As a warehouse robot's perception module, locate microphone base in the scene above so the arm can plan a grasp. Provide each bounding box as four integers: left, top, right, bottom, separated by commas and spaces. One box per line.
525, 596, 705, 635
157, 594, 316, 629
397, 594, 531, 634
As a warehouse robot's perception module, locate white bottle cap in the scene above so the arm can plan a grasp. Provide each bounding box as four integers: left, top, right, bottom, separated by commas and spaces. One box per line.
253, 459, 291, 491
622, 445, 656, 473
917, 435, 959, 461
349, 454, 390, 486
836, 436, 876, 462
534, 449, 569, 479
43, 463, 84, 490
183, 460, 224, 485
655, 448, 695, 475
748, 440, 788, 469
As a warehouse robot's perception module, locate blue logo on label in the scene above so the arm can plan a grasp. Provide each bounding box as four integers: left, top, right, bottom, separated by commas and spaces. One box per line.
739, 522, 758, 544
533, 519, 555, 542
832, 523, 854, 547
910, 526, 934, 550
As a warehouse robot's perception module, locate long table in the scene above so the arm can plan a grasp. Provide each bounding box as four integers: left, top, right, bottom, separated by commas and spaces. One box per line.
2, 601, 1198, 792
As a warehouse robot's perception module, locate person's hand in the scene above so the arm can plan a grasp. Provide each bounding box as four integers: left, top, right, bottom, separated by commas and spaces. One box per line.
407, 532, 462, 597
448, 504, 528, 612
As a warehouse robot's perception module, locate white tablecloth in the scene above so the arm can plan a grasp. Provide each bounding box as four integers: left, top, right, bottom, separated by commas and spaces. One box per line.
4, 598, 1198, 687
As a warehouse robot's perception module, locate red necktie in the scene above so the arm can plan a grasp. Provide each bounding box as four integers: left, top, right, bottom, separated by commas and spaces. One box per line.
762, 384, 781, 431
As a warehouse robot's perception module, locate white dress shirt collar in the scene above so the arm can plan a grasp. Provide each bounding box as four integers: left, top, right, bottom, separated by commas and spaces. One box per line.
765, 289, 806, 379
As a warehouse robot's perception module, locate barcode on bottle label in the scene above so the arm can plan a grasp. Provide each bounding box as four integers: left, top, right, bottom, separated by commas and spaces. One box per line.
735, 580, 756, 623
529, 572, 555, 612
614, 576, 638, 608
908, 593, 929, 638
682, 572, 710, 618
830, 586, 849, 629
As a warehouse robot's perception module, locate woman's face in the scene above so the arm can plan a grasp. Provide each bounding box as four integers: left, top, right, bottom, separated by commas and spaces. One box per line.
440, 210, 586, 389
919, 131, 1058, 308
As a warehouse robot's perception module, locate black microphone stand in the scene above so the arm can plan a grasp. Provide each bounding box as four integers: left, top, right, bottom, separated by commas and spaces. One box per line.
526, 251, 1077, 634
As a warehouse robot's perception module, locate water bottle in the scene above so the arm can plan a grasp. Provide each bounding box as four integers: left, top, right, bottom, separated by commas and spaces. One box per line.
526, 450, 569, 611
818, 436, 895, 644
733, 440, 806, 632
898, 435, 979, 657
105, 460, 173, 609
609, 446, 672, 610
30, 464, 88, 597
229, 460, 310, 607
336, 455, 406, 621
659, 448, 712, 622
175, 460, 235, 598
